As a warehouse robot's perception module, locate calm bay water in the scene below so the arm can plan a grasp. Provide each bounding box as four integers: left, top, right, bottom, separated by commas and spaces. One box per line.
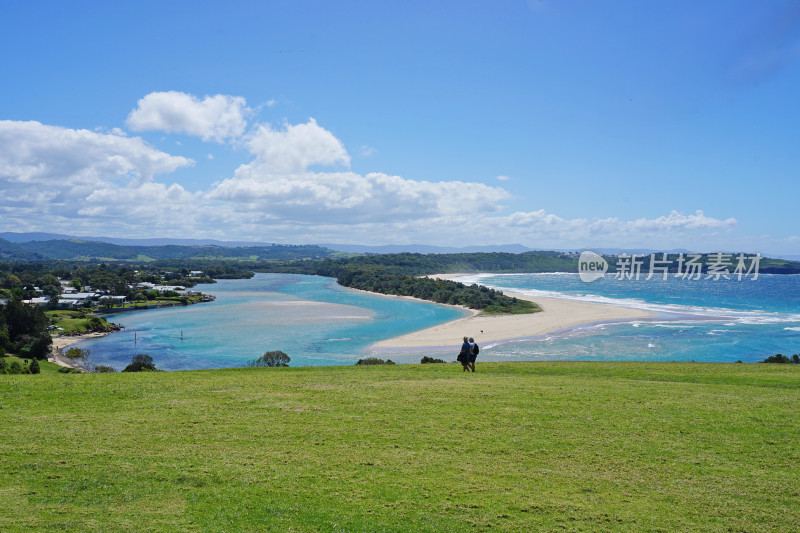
78, 273, 468, 371
75, 272, 800, 370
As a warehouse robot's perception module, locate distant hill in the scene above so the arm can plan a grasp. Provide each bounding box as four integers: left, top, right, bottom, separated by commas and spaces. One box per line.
0, 238, 337, 262
0, 232, 274, 247
0, 238, 46, 261
321, 243, 535, 254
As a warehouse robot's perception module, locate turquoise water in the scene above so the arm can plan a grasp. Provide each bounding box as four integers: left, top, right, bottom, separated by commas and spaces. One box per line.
75, 271, 800, 369
454, 273, 800, 364
77, 273, 468, 371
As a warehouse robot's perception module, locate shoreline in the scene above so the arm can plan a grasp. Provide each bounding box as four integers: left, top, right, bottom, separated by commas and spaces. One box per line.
372, 273, 656, 349
48, 332, 111, 372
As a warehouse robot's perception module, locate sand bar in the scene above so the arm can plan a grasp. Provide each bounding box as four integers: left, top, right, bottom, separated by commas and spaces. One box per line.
372, 274, 655, 349
48, 332, 109, 372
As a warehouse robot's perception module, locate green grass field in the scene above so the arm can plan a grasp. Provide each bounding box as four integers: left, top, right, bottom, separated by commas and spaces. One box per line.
1, 355, 62, 375
1, 362, 798, 531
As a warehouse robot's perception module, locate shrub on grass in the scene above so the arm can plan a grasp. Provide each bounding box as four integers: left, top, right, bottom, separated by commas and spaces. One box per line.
87, 316, 106, 332
93, 365, 116, 373
760, 353, 800, 364
355, 357, 395, 365
248, 350, 290, 367
8, 361, 23, 374
29, 358, 40, 374
12, 332, 52, 360
64, 347, 89, 361
0, 358, 8, 373
421, 356, 446, 364
58, 367, 81, 374
122, 354, 159, 372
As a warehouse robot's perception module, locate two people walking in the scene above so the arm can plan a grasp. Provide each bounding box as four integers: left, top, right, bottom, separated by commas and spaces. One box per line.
458, 336, 479, 372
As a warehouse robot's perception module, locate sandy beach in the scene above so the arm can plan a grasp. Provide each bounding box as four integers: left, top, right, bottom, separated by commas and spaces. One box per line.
48, 332, 109, 372
372, 274, 655, 349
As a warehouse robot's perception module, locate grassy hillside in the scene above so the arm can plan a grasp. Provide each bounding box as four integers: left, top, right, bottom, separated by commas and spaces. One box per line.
1, 362, 799, 531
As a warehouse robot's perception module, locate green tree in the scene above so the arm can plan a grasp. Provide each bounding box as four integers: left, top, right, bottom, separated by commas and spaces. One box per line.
64, 347, 89, 361
15, 332, 52, 360
248, 350, 290, 367
3, 299, 49, 340
122, 354, 158, 372
355, 357, 395, 365
29, 358, 40, 374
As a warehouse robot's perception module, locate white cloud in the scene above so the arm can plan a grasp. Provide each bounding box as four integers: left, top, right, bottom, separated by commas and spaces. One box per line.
245, 119, 350, 173
623, 210, 737, 232
0, 120, 192, 189
496, 175, 511, 181
360, 145, 377, 157
208, 169, 510, 224
0, 120, 199, 235
479, 209, 737, 249
126, 91, 251, 142
207, 116, 509, 224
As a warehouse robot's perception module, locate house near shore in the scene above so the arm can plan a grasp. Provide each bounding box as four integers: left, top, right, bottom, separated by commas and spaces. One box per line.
59, 292, 100, 308
157, 285, 186, 294
23, 295, 51, 306
134, 282, 185, 294
100, 295, 127, 305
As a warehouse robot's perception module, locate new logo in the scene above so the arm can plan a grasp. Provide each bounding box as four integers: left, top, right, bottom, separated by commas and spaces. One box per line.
578, 251, 607, 282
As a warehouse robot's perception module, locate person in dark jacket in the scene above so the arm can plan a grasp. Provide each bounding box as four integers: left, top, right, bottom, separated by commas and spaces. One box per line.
468, 337, 478, 372
458, 336, 471, 372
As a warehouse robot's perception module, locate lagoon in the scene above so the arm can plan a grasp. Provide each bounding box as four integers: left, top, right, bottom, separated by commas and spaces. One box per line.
77, 273, 468, 371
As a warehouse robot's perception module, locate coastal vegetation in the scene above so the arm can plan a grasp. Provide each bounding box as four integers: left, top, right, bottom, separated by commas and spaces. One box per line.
761, 353, 800, 364
121, 353, 160, 372
354, 357, 396, 365
316, 266, 539, 314
1, 361, 798, 531
46, 311, 117, 334
247, 350, 291, 367
0, 298, 51, 360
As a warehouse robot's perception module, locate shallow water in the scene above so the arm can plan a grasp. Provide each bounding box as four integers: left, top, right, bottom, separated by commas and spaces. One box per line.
77, 273, 468, 370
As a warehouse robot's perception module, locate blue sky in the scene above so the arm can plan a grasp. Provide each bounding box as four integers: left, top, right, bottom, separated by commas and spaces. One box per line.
2, 1, 799, 254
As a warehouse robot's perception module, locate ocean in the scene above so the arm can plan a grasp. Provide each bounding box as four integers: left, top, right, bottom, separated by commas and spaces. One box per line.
459, 272, 800, 364
74, 272, 800, 370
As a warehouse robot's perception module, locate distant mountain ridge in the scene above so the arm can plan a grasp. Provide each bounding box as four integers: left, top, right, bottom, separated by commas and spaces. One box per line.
0, 237, 335, 262
0, 232, 796, 260
0, 232, 275, 247
320, 243, 536, 254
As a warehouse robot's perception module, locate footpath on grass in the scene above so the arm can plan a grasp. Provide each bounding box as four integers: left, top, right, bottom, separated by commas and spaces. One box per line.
1, 361, 799, 532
